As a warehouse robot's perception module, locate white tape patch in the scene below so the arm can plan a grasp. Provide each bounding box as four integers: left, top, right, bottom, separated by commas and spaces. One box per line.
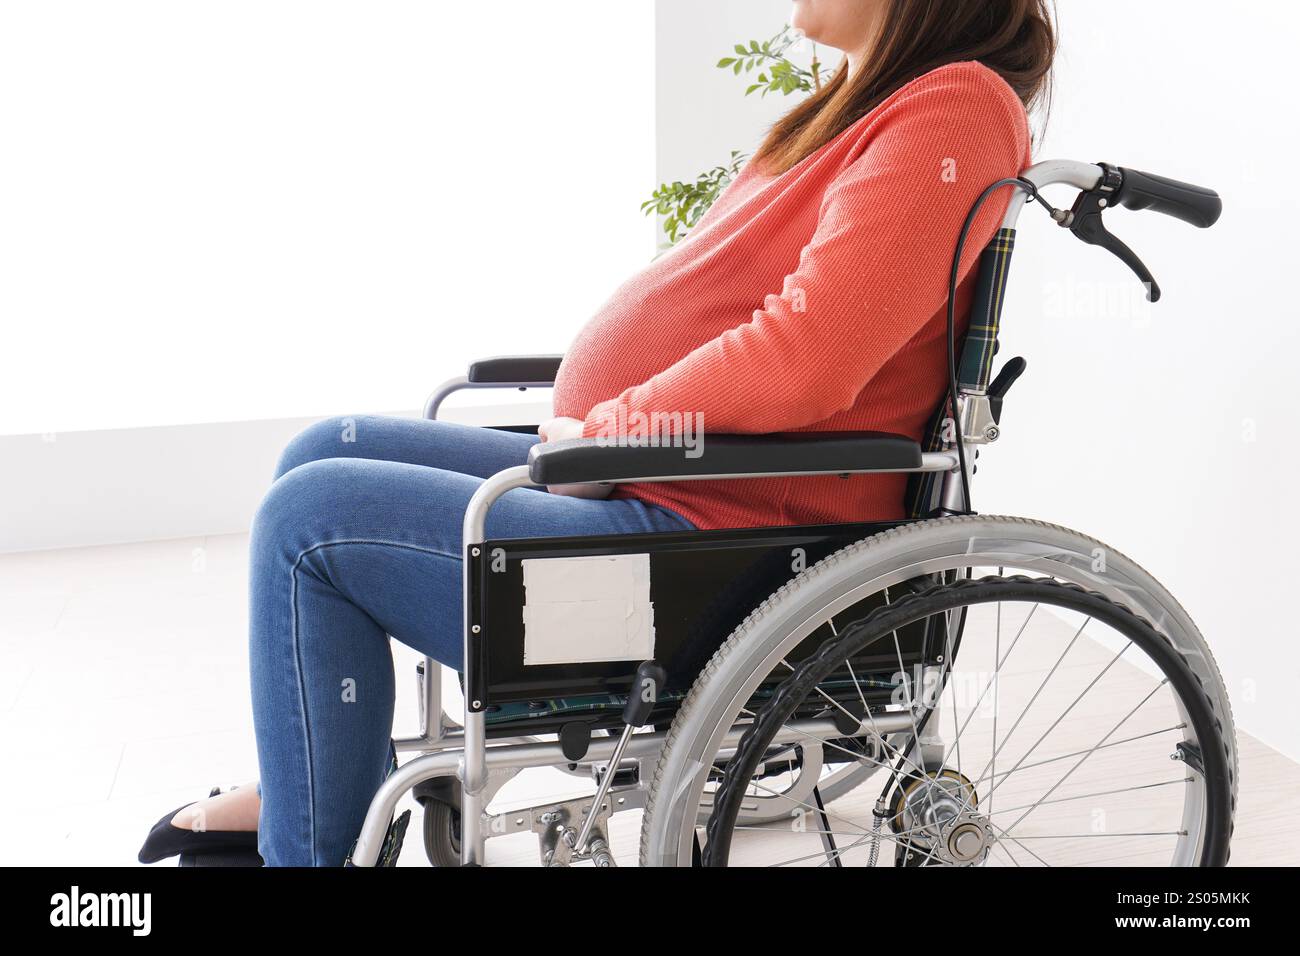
521, 553, 655, 666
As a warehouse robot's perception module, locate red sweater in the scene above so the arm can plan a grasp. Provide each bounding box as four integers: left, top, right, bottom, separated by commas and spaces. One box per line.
553, 61, 1031, 530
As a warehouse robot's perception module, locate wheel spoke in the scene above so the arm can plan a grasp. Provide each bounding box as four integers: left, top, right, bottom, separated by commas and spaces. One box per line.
980, 640, 1132, 805
1000, 679, 1170, 838
989, 581, 1002, 820
1006, 832, 1185, 839
926, 601, 1038, 810
989, 777, 1192, 817
970, 724, 1186, 788
986, 818, 1052, 866
970, 615, 1089, 798
886, 586, 949, 833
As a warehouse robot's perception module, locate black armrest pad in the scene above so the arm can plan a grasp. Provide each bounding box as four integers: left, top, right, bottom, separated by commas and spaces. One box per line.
467, 355, 564, 384
527, 432, 923, 485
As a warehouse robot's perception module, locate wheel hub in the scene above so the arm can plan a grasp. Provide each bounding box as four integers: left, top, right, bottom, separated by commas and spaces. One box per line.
943, 813, 993, 864
891, 769, 991, 865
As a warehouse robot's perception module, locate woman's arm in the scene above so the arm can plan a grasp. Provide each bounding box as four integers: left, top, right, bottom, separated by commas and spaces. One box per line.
582, 65, 1029, 440
538, 416, 614, 498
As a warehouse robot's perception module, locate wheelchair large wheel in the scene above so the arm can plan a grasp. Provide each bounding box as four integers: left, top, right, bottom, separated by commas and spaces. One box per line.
705, 576, 1232, 865
639, 516, 1236, 867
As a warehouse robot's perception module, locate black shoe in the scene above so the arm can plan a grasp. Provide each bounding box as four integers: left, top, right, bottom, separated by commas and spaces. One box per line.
138, 788, 259, 865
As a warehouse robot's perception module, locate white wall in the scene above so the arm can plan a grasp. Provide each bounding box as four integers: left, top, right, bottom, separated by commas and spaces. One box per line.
0, 1, 649, 550
0, 1, 655, 435
655, 0, 798, 188
655, 0, 1300, 758
0, 399, 546, 553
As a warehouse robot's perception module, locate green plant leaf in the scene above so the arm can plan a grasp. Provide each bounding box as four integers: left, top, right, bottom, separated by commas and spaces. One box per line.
645, 25, 817, 245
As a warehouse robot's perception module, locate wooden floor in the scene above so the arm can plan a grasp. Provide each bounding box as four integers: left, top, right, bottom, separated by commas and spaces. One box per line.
0, 534, 1294, 867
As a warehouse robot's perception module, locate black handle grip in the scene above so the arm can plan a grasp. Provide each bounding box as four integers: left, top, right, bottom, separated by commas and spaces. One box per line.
622, 661, 667, 727
1115, 168, 1222, 228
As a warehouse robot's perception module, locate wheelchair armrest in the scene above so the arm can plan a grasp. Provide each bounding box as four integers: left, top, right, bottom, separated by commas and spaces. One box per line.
467, 355, 564, 385
425, 355, 565, 419
526, 432, 925, 485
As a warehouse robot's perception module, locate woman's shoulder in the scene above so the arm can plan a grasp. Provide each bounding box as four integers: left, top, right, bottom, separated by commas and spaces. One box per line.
838, 59, 1028, 164
883, 60, 1027, 122
823, 60, 1030, 180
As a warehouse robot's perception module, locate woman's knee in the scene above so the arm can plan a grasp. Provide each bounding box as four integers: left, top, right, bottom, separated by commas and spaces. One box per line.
274, 416, 367, 480
253, 458, 355, 563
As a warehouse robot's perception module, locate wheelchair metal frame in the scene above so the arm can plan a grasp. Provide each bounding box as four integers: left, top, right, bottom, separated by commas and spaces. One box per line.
348, 159, 1110, 867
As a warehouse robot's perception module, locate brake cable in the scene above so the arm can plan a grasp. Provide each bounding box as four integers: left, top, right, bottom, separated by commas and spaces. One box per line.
942, 176, 1046, 515
943, 167, 1163, 514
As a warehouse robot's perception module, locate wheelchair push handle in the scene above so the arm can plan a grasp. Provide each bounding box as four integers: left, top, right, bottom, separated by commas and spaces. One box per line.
1113, 167, 1222, 229
1061, 162, 1222, 303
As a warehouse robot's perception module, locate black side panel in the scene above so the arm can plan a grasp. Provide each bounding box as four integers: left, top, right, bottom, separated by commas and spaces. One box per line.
475, 521, 938, 737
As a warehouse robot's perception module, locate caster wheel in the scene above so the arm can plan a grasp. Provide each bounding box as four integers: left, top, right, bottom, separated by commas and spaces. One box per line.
420, 798, 461, 867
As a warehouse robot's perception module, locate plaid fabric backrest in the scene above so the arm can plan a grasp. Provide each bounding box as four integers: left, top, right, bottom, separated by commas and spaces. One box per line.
905, 227, 1017, 518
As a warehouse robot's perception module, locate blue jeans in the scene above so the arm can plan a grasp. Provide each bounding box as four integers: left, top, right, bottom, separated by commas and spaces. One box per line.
250, 415, 694, 866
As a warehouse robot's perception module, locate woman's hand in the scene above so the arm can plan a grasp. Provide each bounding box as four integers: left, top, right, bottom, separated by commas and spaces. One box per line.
538, 416, 613, 499
537, 416, 585, 444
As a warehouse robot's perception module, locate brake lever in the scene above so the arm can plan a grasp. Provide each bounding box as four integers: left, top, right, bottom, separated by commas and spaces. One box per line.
1063, 166, 1161, 302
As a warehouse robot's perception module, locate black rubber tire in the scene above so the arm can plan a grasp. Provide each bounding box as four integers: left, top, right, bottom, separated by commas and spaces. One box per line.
704, 575, 1234, 867
421, 799, 461, 867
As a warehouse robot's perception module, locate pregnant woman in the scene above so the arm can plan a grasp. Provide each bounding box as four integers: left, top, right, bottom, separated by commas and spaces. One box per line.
140, 0, 1053, 866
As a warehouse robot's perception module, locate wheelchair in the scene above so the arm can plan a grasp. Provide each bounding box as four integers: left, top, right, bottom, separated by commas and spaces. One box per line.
348, 159, 1235, 867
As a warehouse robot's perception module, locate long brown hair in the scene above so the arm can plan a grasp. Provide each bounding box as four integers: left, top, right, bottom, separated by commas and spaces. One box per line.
754, 0, 1056, 175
